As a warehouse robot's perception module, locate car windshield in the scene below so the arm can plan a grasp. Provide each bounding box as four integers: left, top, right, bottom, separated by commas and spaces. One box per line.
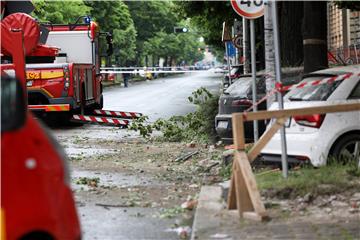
286, 74, 345, 101
225, 78, 252, 96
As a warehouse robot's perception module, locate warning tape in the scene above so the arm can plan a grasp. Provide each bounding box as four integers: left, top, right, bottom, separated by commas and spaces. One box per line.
93, 109, 142, 119
277, 73, 353, 92
245, 73, 355, 113
72, 114, 130, 126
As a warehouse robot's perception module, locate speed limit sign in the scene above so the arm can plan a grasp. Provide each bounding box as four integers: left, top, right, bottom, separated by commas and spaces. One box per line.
230, 0, 265, 19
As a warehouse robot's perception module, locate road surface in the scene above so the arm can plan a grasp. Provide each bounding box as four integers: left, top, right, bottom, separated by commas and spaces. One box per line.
53, 71, 223, 239
103, 71, 221, 120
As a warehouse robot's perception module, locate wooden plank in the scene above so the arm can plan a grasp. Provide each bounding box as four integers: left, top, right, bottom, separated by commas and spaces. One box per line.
232, 114, 245, 150
247, 118, 286, 162
233, 156, 254, 215
234, 102, 360, 122
227, 162, 237, 210
243, 212, 269, 222
236, 151, 267, 216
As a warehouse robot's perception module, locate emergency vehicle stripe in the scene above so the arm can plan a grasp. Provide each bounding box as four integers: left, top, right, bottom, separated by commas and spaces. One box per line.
72, 114, 130, 126
93, 109, 142, 118
28, 104, 70, 112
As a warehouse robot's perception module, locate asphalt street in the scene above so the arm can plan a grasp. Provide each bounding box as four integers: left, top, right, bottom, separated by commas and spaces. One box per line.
103, 71, 222, 121
54, 70, 222, 240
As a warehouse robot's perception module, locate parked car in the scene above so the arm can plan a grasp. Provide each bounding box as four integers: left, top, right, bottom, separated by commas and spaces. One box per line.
215, 75, 267, 142
223, 65, 243, 89
261, 65, 360, 166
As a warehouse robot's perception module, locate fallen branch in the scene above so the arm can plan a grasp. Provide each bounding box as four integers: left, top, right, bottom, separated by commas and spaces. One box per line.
95, 203, 129, 210
175, 151, 199, 162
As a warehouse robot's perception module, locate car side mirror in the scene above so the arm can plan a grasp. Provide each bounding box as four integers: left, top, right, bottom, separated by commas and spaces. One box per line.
1, 75, 26, 132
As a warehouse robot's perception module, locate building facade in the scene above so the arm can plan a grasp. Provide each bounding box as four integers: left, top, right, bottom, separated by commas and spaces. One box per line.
327, 3, 360, 50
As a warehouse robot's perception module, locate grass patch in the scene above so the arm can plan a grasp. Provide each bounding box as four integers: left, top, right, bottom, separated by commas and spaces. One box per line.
257, 162, 360, 199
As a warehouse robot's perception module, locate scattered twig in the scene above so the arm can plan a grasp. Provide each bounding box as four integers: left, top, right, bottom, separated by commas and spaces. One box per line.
95, 203, 129, 210
175, 151, 199, 162
205, 162, 220, 172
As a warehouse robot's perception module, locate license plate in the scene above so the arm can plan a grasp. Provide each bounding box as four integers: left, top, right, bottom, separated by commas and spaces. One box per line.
26, 80, 33, 87
217, 121, 228, 129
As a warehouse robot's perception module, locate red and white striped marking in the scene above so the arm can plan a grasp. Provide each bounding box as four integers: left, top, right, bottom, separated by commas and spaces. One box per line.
279, 73, 353, 92
93, 109, 142, 119
72, 114, 130, 126
246, 72, 357, 113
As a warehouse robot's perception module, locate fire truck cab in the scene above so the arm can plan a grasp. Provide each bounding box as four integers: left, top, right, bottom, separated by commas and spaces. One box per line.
26, 18, 112, 119
1, 3, 81, 239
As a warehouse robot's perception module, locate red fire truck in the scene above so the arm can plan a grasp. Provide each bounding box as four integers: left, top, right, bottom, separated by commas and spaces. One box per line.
24, 16, 113, 121
1, 2, 81, 240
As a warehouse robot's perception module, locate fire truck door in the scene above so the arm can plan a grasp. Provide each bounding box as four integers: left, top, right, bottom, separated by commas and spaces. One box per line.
85, 68, 94, 100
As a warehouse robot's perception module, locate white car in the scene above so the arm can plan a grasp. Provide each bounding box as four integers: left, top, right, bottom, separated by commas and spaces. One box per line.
261, 65, 360, 167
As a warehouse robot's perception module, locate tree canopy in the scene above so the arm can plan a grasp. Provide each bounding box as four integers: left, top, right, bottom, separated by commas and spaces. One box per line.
30, 0, 205, 67
32, 0, 91, 23
85, 1, 137, 65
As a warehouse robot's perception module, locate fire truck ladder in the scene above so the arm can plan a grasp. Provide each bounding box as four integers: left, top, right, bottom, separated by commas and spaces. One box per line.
71, 109, 142, 127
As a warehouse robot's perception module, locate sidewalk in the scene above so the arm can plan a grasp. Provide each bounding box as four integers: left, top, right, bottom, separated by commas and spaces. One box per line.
192, 186, 360, 240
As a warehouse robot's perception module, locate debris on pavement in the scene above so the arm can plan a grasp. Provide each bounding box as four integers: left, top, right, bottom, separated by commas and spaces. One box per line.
175, 150, 199, 162
166, 226, 192, 239
210, 233, 231, 239
75, 177, 100, 187
181, 199, 198, 210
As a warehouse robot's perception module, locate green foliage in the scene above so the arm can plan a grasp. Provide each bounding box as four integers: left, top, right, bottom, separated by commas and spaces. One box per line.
30, 1, 204, 66
125, 1, 179, 65
32, 0, 91, 23
85, 1, 137, 65
130, 87, 219, 143
175, 1, 238, 51
143, 30, 204, 66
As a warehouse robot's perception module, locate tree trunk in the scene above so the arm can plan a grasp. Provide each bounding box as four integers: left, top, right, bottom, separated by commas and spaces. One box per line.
264, 3, 276, 109
303, 1, 328, 73
279, 1, 304, 66
243, 19, 251, 74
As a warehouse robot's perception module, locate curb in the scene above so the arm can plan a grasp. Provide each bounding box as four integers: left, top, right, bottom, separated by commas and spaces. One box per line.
191, 186, 231, 240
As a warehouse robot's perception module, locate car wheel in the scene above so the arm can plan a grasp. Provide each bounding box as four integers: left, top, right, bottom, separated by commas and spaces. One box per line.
330, 134, 360, 164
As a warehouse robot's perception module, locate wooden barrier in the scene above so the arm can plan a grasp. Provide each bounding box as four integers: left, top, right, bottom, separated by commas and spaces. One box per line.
228, 102, 360, 221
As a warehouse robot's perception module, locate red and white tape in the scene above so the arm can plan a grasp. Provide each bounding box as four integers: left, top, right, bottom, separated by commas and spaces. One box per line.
277, 73, 353, 92
93, 109, 142, 118
72, 114, 130, 126
245, 72, 356, 113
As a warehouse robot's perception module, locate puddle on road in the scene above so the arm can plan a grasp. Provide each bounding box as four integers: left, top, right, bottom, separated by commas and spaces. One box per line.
71, 169, 159, 190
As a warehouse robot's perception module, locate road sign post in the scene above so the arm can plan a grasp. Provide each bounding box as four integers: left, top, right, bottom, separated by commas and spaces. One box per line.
231, 0, 288, 178
271, 1, 288, 178
230, 0, 265, 142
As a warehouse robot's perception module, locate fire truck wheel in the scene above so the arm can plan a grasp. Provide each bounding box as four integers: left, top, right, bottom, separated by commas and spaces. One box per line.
20, 231, 54, 240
